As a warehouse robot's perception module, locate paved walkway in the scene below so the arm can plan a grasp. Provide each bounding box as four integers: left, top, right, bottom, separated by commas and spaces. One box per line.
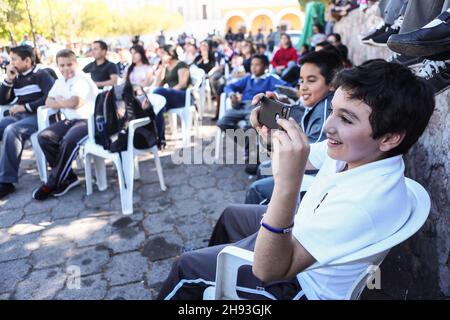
0, 117, 256, 300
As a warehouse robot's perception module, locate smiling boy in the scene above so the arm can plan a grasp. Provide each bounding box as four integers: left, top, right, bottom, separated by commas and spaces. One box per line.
158, 60, 435, 300
32, 49, 97, 200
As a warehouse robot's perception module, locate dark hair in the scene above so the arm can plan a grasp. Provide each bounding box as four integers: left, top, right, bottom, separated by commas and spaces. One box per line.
299, 50, 343, 84
332, 60, 435, 156
162, 44, 178, 60
313, 23, 324, 34
251, 54, 269, 67
10, 45, 36, 65
126, 45, 150, 82
280, 33, 292, 48
257, 43, 267, 50
56, 49, 77, 62
93, 40, 108, 51
315, 40, 331, 49
330, 33, 341, 42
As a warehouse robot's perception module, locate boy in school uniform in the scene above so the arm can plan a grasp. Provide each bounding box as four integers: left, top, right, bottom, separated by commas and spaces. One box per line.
32, 49, 97, 200
158, 60, 435, 300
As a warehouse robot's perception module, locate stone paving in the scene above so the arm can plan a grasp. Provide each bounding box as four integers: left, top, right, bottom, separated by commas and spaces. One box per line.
0, 117, 256, 300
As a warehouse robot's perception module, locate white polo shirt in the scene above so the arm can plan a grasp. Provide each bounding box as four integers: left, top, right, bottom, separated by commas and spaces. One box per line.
48, 72, 97, 120
293, 140, 411, 300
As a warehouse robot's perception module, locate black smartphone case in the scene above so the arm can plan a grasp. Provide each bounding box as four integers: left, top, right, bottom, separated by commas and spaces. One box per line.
258, 96, 291, 130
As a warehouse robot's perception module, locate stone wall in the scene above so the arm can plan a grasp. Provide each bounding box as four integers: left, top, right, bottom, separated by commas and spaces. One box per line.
334, 6, 449, 299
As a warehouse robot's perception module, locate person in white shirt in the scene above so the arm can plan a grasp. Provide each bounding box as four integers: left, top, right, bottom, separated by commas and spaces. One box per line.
157, 59, 435, 300
32, 49, 97, 201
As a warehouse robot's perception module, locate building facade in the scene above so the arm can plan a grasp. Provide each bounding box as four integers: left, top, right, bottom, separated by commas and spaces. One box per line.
157, 0, 304, 37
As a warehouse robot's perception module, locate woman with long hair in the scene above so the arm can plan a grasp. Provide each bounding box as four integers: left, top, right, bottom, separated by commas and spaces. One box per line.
126, 44, 153, 89
271, 33, 298, 76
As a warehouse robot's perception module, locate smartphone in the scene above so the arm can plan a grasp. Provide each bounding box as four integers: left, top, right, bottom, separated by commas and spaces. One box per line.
258, 96, 293, 130
275, 85, 299, 100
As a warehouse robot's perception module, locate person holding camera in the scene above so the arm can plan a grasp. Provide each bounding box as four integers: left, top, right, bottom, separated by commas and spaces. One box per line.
0, 45, 55, 199
158, 60, 435, 300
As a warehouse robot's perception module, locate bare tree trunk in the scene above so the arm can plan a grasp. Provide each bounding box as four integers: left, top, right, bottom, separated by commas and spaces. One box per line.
24, 0, 37, 48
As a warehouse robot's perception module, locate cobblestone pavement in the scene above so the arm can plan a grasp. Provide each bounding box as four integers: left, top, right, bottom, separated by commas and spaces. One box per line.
0, 117, 256, 300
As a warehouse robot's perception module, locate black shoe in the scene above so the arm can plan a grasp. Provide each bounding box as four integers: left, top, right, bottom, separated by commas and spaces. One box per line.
53, 175, 80, 197
245, 163, 259, 175
361, 22, 389, 42
389, 53, 423, 68
416, 59, 450, 95
32, 184, 54, 201
362, 17, 403, 46
0, 183, 15, 199
387, 10, 450, 57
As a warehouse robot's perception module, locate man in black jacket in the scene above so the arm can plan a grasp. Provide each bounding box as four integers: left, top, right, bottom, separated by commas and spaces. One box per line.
0, 45, 55, 198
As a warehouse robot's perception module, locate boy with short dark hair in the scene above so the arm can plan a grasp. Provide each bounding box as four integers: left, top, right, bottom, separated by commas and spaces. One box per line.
158, 60, 435, 300
0, 45, 55, 199
32, 49, 97, 200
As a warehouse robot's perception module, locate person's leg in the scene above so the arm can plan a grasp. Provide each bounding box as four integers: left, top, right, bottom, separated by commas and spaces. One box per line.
158, 232, 304, 300
0, 113, 37, 183
245, 177, 275, 205
383, 0, 408, 25
37, 120, 68, 172
216, 108, 246, 131
208, 204, 266, 246
400, 0, 445, 33
43, 120, 87, 189
153, 87, 187, 143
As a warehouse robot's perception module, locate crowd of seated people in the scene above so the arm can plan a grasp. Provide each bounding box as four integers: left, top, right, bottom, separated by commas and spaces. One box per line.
0, 2, 446, 301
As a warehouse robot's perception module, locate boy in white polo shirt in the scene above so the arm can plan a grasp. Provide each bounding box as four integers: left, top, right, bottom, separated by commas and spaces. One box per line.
32, 49, 97, 200
157, 60, 435, 300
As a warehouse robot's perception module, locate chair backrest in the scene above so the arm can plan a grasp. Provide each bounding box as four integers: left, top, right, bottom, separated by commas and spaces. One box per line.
306, 178, 431, 299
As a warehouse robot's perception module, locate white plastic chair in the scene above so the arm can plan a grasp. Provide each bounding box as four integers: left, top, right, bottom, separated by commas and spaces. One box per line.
167, 65, 205, 147
83, 92, 167, 215
204, 178, 431, 300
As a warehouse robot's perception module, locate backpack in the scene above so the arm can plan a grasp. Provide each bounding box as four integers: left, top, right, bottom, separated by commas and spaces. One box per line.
94, 81, 160, 153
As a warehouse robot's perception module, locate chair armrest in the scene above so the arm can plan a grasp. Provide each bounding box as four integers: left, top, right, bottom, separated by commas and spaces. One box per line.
127, 117, 150, 151
87, 112, 96, 142
37, 106, 58, 131
214, 246, 254, 300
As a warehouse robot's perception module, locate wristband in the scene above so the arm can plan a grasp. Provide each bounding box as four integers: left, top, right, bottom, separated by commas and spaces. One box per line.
260, 216, 294, 234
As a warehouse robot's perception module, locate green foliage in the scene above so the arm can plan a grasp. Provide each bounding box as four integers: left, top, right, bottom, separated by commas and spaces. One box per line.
0, 0, 185, 45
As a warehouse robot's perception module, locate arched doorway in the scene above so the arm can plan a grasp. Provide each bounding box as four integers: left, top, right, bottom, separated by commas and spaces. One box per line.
251, 15, 273, 35
226, 16, 246, 34
279, 13, 302, 30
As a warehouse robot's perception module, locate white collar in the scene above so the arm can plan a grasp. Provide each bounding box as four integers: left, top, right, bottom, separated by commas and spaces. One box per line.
21, 67, 34, 76
330, 155, 404, 187
251, 74, 268, 81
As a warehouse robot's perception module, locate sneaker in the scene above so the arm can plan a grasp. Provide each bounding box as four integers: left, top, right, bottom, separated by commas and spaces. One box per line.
389, 52, 424, 68
416, 59, 450, 95
365, 16, 403, 47
0, 183, 15, 199
361, 21, 388, 42
32, 184, 54, 201
387, 9, 450, 57
53, 176, 80, 197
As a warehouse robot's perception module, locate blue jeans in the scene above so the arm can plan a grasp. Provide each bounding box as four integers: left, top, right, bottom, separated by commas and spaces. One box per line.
0, 112, 38, 183
153, 87, 186, 142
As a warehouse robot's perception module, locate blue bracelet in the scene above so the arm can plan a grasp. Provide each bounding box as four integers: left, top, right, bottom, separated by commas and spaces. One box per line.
260, 218, 294, 234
